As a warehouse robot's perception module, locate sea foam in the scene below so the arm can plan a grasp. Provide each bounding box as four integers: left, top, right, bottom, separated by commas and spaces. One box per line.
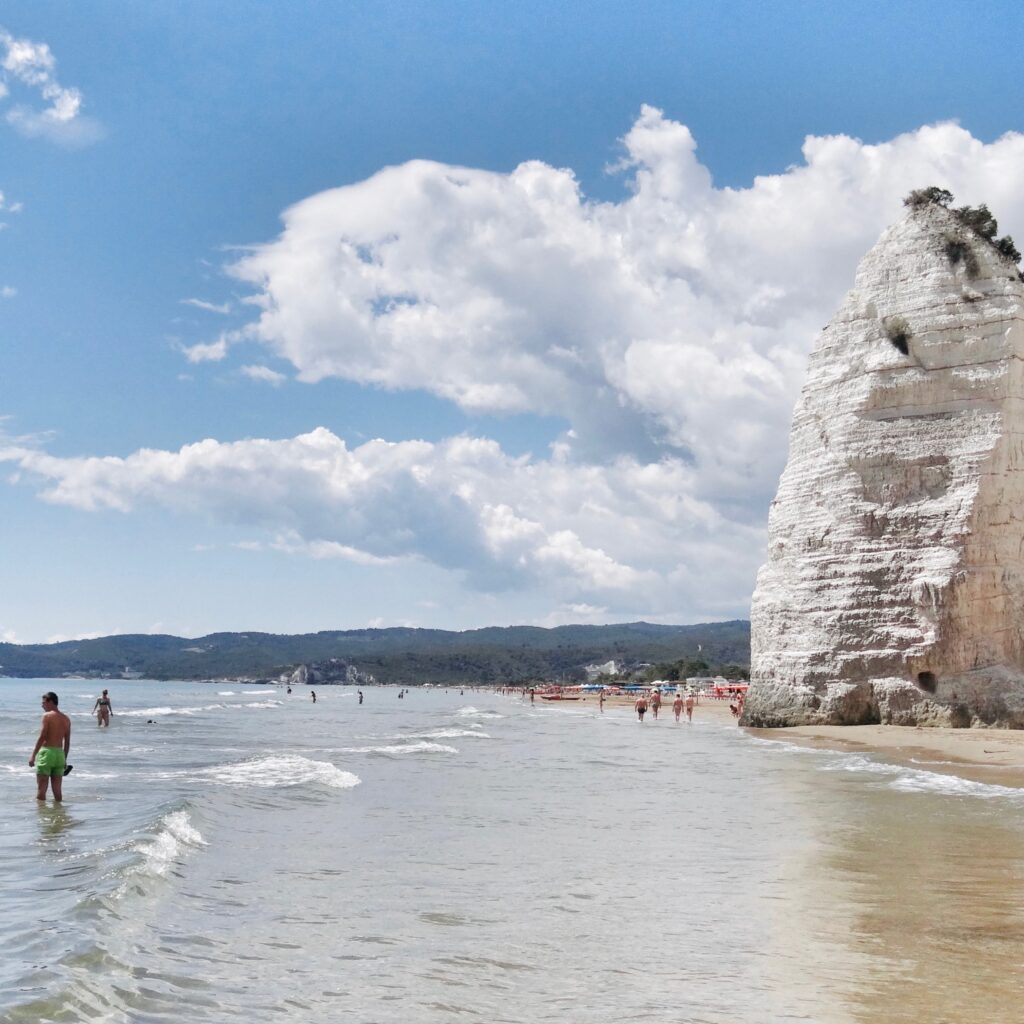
383, 728, 490, 740
341, 741, 458, 755
455, 707, 504, 720
207, 754, 361, 789
131, 809, 206, 879
120, 705, 222, 717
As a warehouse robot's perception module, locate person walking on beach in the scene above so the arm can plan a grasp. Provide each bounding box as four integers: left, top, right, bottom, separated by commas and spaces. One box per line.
634, 694, 648, 722
310, 690, 317, 703
29, 692, 71, 802
650, 689, 661, 719
92, 689, 113, 727
672, 693, 683, 722
599, 690, 605, 712
358, 690, 363, 704
684, 692, 696, 722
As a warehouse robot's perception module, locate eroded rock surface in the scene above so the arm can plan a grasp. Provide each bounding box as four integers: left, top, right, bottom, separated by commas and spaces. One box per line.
745, 203, 1024, 728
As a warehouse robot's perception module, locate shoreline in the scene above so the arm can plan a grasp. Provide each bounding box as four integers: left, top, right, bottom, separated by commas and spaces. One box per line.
748, 722, 1024, 788
551, 690, 1024, 788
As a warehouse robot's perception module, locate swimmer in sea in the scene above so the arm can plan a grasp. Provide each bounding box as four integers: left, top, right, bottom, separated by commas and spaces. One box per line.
29, 692, 72, 802
311, 690, 317, 703
684, 692, 696, 722
358, 690, 363, 704
672, 693, 683, 722
92, 688, 113, 727
635, 695, 648, 722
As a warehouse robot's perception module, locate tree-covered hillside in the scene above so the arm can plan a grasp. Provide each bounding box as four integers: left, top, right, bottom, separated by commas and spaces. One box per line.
0, 620, 750, 684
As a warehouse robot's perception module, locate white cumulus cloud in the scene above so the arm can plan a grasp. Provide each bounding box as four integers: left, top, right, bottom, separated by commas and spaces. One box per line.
218, 110, 1024, 513
240, 364, 287, 385
0, 427, 755, 618
11, 112, 1024, 622
0, 26, 98, 143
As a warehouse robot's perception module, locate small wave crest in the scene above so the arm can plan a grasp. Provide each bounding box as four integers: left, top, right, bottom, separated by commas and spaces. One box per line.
341, 741, 458, 755
384, 728, 490, 740
819, 752, 1024, 801
820, 754, 901, 776
131, 809, 206, 879
206, 754, 361, 789
746, 736, 834, 756
455, 707, 504, 720
120, 705, 220, 717
889, 769, 1024, 800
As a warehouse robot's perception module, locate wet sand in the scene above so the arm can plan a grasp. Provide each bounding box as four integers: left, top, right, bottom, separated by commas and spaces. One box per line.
752, 721, 1024, 788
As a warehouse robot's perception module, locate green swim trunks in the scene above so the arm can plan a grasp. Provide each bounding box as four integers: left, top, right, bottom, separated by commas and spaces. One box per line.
36, 747, 66, 776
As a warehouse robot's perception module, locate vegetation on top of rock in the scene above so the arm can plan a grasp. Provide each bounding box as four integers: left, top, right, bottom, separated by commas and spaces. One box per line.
903, 186, 954, 209
903, 186, 1022, 270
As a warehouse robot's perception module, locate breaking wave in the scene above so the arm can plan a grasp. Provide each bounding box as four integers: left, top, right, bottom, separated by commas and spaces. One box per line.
203, 754, 361, 789
120, 705, 221, 717
341, 742, 458, 755
129, 809, 206, 879
384, 728, 490, 740
455, 707, 504, 720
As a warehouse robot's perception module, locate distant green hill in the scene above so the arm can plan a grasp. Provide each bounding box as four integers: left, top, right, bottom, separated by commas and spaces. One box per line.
0, 620, 750, 685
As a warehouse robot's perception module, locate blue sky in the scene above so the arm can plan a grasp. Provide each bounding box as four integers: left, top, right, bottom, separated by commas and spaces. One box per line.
4, 1, 1024, 642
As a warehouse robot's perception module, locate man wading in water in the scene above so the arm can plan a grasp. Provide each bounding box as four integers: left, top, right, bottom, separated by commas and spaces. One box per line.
29, 692, 72, 802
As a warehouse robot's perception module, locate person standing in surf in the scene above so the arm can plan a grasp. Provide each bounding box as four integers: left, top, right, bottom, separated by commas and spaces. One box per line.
29, 692, 72, 802
93, 689, 113, 727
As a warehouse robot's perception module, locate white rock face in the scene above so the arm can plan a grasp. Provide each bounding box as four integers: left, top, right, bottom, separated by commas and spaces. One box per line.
745, 204, 1024, 728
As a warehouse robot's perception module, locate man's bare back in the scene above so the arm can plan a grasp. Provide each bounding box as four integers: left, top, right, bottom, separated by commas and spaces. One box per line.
38, 709, 71, 749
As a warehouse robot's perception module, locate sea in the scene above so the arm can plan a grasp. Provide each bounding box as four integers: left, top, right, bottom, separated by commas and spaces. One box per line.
2, 679, 1024, 1024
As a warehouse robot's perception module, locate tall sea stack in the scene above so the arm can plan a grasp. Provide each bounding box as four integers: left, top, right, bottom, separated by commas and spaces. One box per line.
745, 194, 1024, 728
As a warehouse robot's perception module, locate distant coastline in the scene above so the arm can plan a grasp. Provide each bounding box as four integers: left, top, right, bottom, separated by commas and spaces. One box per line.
0, 620, 751, 685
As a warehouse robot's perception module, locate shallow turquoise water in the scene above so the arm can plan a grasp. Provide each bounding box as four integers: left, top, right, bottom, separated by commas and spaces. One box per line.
3, 679, 1024, 1023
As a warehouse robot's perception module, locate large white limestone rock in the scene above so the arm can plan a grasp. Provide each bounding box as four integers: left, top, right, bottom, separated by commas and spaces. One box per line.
745, 203, 1024, 728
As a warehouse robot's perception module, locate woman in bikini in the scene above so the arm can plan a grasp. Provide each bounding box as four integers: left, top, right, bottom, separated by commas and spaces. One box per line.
93, 689, 113, 727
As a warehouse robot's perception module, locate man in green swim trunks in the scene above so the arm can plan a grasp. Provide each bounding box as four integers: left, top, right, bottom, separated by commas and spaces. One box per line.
29, 691, 72, 802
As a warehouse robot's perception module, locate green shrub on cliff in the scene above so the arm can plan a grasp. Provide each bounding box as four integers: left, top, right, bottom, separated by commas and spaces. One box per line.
904, 187, 1021, 272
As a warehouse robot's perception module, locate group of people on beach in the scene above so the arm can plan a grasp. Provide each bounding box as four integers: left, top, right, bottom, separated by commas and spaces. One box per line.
634, 689, 696, 723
